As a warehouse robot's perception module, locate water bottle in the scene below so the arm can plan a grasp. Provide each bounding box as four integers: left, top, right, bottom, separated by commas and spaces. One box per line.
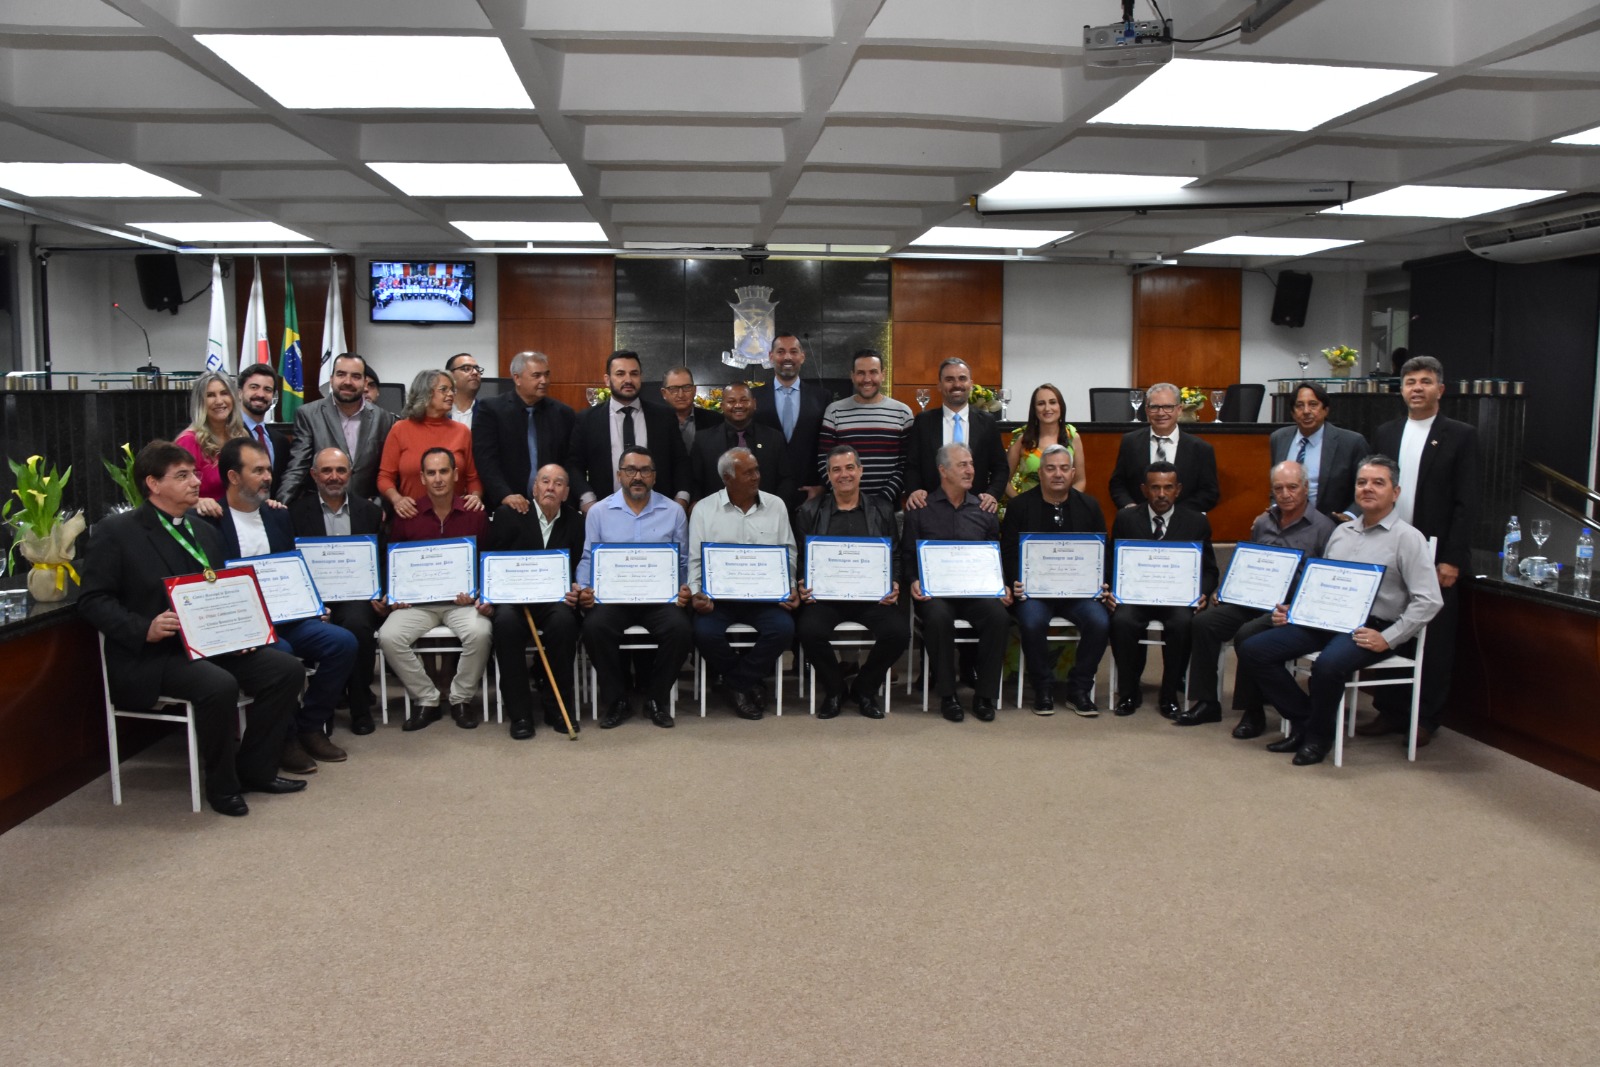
1576, 527, 1593, 594
1503, 516, 1520, 578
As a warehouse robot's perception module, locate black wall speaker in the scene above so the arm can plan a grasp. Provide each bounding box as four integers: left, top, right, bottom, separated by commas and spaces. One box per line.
1271, 270, 1313, 328
134, 254, 183, 315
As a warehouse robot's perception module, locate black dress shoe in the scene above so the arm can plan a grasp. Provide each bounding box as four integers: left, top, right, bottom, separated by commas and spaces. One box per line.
733, 691, 764, 720
349, 708, 376, 736
817, 695, 843, 720
749, 681, 770, 712
207, 792, 249, 817
543, 711, 580, 734
1231, 708, 1266, 739
600, 698, 633, 730
1265, 729, 1305, 753
973, 697, 996, 722
645, 698, 674, 728
853, 687, 885, 719
450, 702, 478, 729
1157, 701, 1180, 721
1063, 688, 1099, 717
940, 696, 964, 722
509, 717, 535, 740
1292, 739, 1331, 765
1031, 687, 1055, 715
403, 704, 441, 732
1174, 700, 1222, 726
242, 776, 308, 795
1113, 697, 1140, 717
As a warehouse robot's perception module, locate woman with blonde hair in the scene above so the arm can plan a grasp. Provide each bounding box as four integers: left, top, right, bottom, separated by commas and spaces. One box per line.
175, 371, 248, 518
1007, 383, 1086, 498
378, 368, 484, 519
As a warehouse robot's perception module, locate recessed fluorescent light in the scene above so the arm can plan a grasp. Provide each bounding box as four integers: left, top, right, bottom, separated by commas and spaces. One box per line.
1323, 185, 1562, 218
131, 221, 313, 242
1089, 58, 1433, 131
982, 172, 1194, 199
1186, 236, 1361, 256
827, 244, 890, 255
452, 221, 607, 242
196, 36, 534, 109
1554, 124, 1600, 146
769, 244, 827, 253
0, 162, 198, 198
368, 163, 580, 197
910, 227, 1072, 249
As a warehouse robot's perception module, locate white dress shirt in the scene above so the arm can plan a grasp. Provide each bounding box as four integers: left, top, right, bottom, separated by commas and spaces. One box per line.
1147, 427, 1180, 465
686, 489, 797, 594
941, 404, 971, 447
229, 506, 271, 557
1395, 415, 1436, 524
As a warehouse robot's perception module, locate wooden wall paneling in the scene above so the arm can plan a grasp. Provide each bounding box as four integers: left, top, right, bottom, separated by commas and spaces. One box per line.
499, 319, 617, 385
891, 261, 1002, 324
498, 256, 615, 378
890, 322, 1002, 384
1072, 428, 1270, 542
1130, 267, 1241, 389
231, 256, 358, 404
1133, 327, 1242, 389
1132, 267, 1241, 328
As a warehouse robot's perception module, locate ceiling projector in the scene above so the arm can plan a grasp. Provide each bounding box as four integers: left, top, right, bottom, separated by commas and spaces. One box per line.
1083, 18, 1173, 68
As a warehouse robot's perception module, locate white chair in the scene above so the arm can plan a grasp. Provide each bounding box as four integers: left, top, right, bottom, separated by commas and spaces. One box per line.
697, 623, 785, 716
100, 633, 250, 812
386, 625, 495, 724
1014, 616, 1089, 708
806, 621, 891, 715
590, 625, 679, 720
920, 619, 1006, 711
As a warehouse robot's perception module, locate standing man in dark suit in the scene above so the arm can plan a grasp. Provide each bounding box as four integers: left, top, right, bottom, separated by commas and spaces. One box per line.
568, 349, 691, 512
237, 363, 290, 489
202, 438, 358, 775
276, 353, 398, 504
1107, 383, 1220, 514
79, 440, 307, 817
1269, 381, 1370, 520
472, 350, 579, 513
660, 366, 723, 454
289, 446, 387, 737
1367, 355, 1477, 746
754, 333, 830, 505
688, 381, 792, 504
905, 357, 1008, 511
1104, 462, 1219, 718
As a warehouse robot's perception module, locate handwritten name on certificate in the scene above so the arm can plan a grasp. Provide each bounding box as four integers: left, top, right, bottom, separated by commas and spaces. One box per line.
805, 536, 892, 601
164, 567, 276, 660
1113, 540, 1203, 607
480, 550, 570, 605
1019, 534, 1104, 599
387, 537, 477, 604
1217, 542, 1304, 612
1288, 558, 1385, 633
917, 540, 1006, 598
593, 543, 680, 604
225, 551, 325, 623
295, 536, 380, 601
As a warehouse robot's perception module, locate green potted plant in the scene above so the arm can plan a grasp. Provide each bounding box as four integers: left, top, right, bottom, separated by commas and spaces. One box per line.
3, 454, 87, 602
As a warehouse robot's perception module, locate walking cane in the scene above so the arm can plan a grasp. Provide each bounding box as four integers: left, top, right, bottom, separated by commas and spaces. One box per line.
523, 607, 578, 740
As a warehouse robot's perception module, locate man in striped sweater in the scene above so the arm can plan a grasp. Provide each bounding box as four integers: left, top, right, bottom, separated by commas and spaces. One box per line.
815, 349, 914, 502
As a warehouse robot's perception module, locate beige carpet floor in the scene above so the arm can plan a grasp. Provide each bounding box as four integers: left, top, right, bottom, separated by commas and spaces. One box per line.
4, 678, 1600, 1067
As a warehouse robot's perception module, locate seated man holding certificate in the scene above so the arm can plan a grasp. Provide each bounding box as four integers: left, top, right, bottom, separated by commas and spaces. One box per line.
288, 446, 386, 736
794, 445, 907, 719
576, 446, 693, 730
1174, 460, 1336, 734
999, 444, 1109, 716
482, 463, 585, 739
1105, 462, 1219, 719
379, 447, 492, 731
689, 448, 799, 720
202, 438, 358, 775
79, 441, 307, 817
1238, 455, 1442, 766
903, 443, 1013, 723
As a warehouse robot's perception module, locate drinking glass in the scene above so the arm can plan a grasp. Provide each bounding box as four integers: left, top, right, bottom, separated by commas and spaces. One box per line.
1210, 389, 1227, 420
915, 388, 930, 411
1296, 352, 1310, 376
998, 387, 1012, 420
584, 387, 600, 407
1531, 519, 1552, 551
1129, 389, 1144, 422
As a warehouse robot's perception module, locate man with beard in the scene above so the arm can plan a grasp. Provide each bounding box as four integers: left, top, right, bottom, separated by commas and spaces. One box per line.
754, 333, 830, 504
236, 363, 289, 488
905, 358, 1009, 513
276, 353, 398, 504
815, 349, 914, 504
568, 350, 691, 513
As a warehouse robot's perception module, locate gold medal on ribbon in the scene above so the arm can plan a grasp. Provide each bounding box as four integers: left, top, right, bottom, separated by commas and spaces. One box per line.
204, 567, 217, 582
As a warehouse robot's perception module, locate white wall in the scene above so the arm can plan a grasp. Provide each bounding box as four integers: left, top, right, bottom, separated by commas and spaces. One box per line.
1240, 268, 1365, 390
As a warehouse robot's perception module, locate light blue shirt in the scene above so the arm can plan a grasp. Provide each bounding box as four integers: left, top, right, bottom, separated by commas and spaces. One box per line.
1292, 424, 1324, 507
241, 415, 274, 466
576, 489, 688, 587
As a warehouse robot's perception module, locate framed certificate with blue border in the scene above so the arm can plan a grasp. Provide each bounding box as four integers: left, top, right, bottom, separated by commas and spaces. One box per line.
804, 536, 892, 601
916, 540, 1005, 598
1287, 558, 1385, 633
593, 543, 681, 604
480, 550, 570, 605
1217, 541, 1304, 612
701, 542, 791, 601
294, 535, 380, 602
387, 536, 477, 604
1019, 533, 1104, 599
1113, 540, 1203, 607
224, 550, 325, 623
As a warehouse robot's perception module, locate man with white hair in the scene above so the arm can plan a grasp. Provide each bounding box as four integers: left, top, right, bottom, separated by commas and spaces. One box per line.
472, 350, 578, 513
1107, 382, 1219, 514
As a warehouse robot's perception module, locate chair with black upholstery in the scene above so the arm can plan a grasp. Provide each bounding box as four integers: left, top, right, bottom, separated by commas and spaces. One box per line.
1090, 388, 1143, 423
1220, 383, 1266, 422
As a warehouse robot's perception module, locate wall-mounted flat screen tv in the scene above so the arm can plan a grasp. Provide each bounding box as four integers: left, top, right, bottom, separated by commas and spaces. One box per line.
370, 260, 475, 324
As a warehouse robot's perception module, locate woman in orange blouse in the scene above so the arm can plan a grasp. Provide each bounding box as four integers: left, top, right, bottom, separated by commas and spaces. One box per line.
378, 369, 483, 519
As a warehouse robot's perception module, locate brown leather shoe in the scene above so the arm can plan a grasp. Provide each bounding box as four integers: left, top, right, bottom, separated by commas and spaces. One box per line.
281, 735, 317, 775
300, 731, 347, 763
1355, 715, 1401, 737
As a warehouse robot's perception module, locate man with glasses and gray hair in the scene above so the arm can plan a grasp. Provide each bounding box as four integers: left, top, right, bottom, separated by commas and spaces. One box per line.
472, 350, 578, 513
1107, 382, 1219, 515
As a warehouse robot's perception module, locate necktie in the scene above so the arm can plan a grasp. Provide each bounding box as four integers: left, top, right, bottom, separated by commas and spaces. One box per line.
735, 428, 747, 450
526, 405, 540, 496
1154, 514, 1166, 539
1296, 437, 1310, 464
1154, 435, 1168, 463
254, 424, 267, 447
779, 386, 797, 441
620, 405, 636, 448
953, 413, 965, 444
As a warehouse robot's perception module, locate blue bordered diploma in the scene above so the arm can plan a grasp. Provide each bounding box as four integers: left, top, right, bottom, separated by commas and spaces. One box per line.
917, 540, 1006, 598
702, 542, 791, 601
1019, 533, 1104, 599
294, 535, 381, 602
387, 537, 477, 604
1217, 541, 1304, 612
1287, 558, 1386, 633
225, 551, 325, 623
593, 543, 681, 604
479, 550, 570, 606
804, 536, 892, 601
1113, 540, 1203, 607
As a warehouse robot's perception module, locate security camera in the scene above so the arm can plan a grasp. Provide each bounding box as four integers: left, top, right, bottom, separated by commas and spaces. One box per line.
742, 246, 769, 275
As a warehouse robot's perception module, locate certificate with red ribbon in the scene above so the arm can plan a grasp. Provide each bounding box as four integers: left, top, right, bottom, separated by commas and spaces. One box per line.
163, 566, 277, 660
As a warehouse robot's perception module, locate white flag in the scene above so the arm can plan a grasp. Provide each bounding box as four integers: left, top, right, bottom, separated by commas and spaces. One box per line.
318, 257, 348, 388
203, 255, 231, 373
239, 257, 270, 366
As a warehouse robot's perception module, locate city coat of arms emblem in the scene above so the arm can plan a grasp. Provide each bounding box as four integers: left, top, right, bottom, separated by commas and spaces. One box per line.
723, 285, 777, 368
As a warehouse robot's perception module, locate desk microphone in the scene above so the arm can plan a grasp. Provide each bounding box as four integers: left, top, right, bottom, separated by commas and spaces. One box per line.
112, 303, 154, 366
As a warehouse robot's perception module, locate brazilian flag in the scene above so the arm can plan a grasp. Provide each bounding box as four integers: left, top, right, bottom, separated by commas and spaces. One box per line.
278, 263, 304, 420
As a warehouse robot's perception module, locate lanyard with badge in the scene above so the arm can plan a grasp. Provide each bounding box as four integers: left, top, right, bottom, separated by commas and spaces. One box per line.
157, 511, 216, 581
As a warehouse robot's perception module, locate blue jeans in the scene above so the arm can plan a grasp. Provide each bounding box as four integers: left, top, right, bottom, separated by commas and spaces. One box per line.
693, 602, 795, 693
274, 618, 359, 733
1238, 621, 1400, 744
1013, 596, 1108, 694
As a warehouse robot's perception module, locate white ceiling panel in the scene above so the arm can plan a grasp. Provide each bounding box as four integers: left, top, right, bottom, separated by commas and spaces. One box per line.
9, 45, 250, 109
559, 51, 803, 114
598, 170, 773, 199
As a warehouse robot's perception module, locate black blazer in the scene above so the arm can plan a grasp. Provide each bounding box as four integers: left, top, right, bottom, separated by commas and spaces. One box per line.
79, 504, 253, 710
201, 502, 297, 559
472, 391, 579, 511
1372, 414, 1478, 571
903, 407, 1009, 503
567, 398, 690, 503
754, 379, 831, 491
688, 420, 794, 504
1106, 505, 1219, 595
999, 487, 1107, 584
486, 502, 585, 583
792, 491, 900, 576
287, 492, 385, 540
1269, 422, 1370, 518
1107, 429, 1220, 514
